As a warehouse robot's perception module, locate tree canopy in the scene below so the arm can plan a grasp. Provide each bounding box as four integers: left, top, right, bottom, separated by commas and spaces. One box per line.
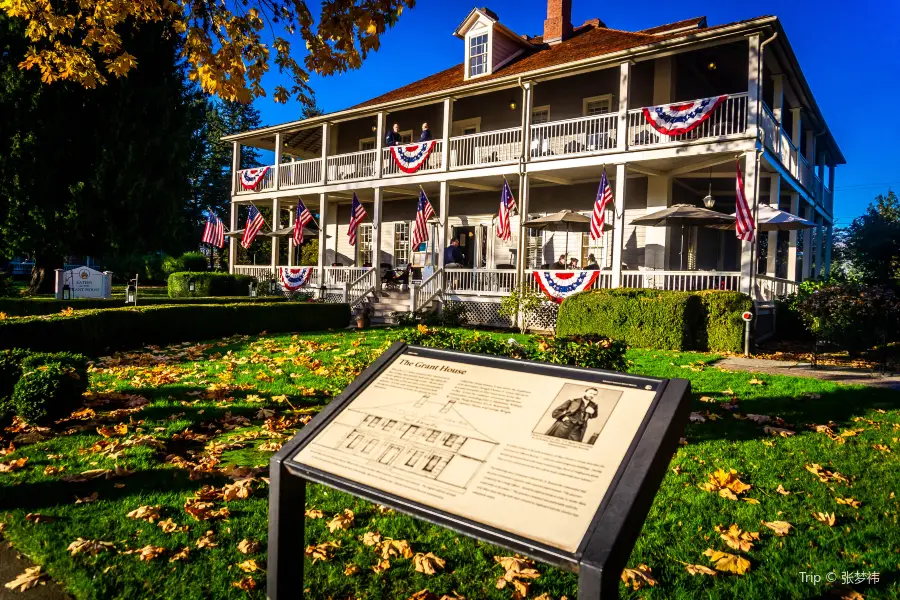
1, 0, 414, 106
836, 190, 900, 286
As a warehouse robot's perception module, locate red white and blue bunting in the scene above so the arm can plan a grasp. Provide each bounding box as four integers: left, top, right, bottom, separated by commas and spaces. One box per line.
641, 95, 727, 136
240, 166, 271, 190
279, 267, 313, 291
389, 140, 437, 173
533, 270, 600, 304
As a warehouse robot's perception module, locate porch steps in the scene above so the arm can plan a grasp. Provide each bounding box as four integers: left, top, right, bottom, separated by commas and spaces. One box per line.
368, 290, 412, 326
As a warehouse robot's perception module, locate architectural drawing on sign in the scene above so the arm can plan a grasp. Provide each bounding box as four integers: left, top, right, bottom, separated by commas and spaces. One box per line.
326, 398, 498, 490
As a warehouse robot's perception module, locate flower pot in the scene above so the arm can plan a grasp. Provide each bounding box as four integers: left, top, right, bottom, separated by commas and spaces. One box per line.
356, 315, 369, 329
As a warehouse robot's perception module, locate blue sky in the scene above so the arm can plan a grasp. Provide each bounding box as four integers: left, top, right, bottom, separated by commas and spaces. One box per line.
255, 0, 899, 226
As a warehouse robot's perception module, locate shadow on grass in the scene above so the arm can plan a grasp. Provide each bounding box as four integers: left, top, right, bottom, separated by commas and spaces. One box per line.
806, 568, 899, 600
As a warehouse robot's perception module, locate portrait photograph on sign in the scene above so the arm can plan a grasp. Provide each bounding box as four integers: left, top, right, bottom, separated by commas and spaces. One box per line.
291, 350, 658, 553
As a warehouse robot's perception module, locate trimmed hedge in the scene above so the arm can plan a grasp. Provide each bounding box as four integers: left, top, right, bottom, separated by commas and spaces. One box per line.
0, 302, 350, 355
0, 350, 89, 425
168, 272, 254, 298
0, 296, 287, 317
557, 289, 751, 353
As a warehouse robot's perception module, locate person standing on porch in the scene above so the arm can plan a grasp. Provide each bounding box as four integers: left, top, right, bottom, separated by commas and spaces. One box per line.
418, 122, 433, 142
569, 258, 579, 270
385, 123, 402, 146
585, 254, 600, 270
444, 239, 464, 266
552, 255, 567, 270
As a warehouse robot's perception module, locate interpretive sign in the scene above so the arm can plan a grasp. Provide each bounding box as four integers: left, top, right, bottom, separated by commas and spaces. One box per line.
54, 267, 112, 299
269, 342, 691, 599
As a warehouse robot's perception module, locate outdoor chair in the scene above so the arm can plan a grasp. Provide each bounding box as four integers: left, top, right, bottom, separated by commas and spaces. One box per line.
382, 264, 411, 290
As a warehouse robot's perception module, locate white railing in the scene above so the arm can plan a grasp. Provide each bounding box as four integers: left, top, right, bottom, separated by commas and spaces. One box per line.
327, 149, 377, 183
322, 266, 371, 285
760, 104, 778, 153
522, 269, 613, 294
755, 275, 798, 301
778, 130, 798, 178
621, 270, 740, 291
233, 265, 276, 278
445, 268, 517, 295
382, 141, 443, 177
450, 128, 522, 169
627, 93, 748, 147
822, 185, 833, 215
412, 268, 443, 312
235, 166, 276, 194
798, 154, 814, 192
529, 113, 618, 159
279, 159, 322, 189
347, 268, 377, 306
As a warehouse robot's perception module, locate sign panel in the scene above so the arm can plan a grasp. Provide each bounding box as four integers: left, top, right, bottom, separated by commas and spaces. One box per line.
60, 266, 110, 298
291, 348, 658, 553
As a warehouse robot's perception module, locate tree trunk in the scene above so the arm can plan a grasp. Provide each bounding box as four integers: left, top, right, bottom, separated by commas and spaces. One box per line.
27, 255, 64, 295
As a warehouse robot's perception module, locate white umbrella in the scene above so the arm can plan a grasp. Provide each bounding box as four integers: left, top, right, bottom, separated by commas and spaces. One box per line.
707, 205, 817, 231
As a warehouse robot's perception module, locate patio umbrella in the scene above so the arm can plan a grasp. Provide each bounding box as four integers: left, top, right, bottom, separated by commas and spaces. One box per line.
630, 204, 735, 226
522, 210, 605, 265
706, 204, 817, 231
260, 225, 329, 239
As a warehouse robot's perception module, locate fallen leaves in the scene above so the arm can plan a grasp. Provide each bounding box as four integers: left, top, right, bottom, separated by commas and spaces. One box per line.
805, 464, 850, 485
494, 555, 540, 596
761, 520, 792, 537
362, 531, 382, 546
184, 498, 230, 522
775, 484, 791, 496
0, 457, 28, 473
375, 538, 413, 560
620, 564, 658, 590
305, 541, 340, 562
413, 552, 446, 575
715, 524, 760, 552
4, 566, 48, 592
835, 497, 862, 508
131, 545, 166, 561
232, 576, 256, 591
344, 563, 360, 576
169, 547, 190, 563
126, 505, 162, 523
25, 513, 56, 524
699, 468, 752, 500
763, 426, 796, 437
812, 511, 837, 527
684, 563, 717, 576
702, 548, 751, 575
236, 559, 263, 573
68, 538, 117, 556
195, 530, 218, 549
157, 519, 187, 534
304, 508, 324, 519
237, 539, 261, 554
327, 509, 354, 532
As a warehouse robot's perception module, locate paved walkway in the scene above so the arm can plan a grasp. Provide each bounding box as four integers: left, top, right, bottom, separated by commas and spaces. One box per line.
0, 536, 69, 600
715, 357, 900, 390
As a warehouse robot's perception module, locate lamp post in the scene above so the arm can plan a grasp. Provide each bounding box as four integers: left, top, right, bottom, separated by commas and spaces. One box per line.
268, 279, 278, 295
126, 274, 138, 306
62, 284, 71, 300
188, 277, 196, 294
249, 280, 257, 298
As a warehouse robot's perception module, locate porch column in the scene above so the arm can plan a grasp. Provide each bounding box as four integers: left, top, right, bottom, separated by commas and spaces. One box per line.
771, 74, 784, 124
437, 181, 450, 268
318, 193, 328, 284
645, 175, 671, 269
287, 201, 295, 266
274, 133, 283, 191
375, 111, 386, 178
372, 188, 383, 289
801, 204, 813, 280
790, 108, 802, 155
441, 99, 453, 171
320, 123, 330, 185
739, 152, 759, 294
616, 63, 630, 151
766, 175, 780, 277
515, 173, 531, 282
610, 163, 627, 287
271, 199, 281, 271
231, 142, 241, 195
805, 129, 816, 165
520, 82, 533, 163
787, 193, 799, 280
823, 224, 833, 278
228, 201, 238, 274
747, 34, 761, 140
813, 215, 825, 279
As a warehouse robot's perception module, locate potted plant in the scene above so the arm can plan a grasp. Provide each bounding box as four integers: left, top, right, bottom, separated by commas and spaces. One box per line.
354, 302, 373, 329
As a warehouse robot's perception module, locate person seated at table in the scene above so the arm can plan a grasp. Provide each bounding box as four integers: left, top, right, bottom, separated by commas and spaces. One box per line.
418, 122, 433, 142
552, 255, 567, 270
569, 258, 579, 270
585, 254, 600, 270
444, 239, 464, 266
385, 123, 402, 146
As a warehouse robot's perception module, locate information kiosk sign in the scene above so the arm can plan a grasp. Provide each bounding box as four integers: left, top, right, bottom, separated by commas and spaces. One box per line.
269, 342, 691, 599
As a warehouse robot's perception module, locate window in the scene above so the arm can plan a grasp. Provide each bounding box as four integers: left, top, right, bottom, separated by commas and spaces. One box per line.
443, 434, 459, 447
423, 455, 441, 472
403, 425, 419, 439
367, 415, 380, 428
399, 131, 414, 144
357, 223, 373, 266
394, 223, 410, 266
347, 435, 363, 450
583, 95, 613, 116
469, 34, 488, 77
405, 451, 422, 467
363, 439, 379, 454
526, 226, 544, 268
426, 430, 440, 443
378, 445, 402, 464
581, 231, 609, 271
531, 106, 550, 124
383, 419, 397, 431
359, 137, 376, 151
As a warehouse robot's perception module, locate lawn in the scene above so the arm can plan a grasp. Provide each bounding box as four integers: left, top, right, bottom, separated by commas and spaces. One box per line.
1, 328, 898, 599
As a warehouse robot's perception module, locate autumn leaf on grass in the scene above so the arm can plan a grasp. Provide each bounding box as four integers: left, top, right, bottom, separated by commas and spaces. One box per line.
25, 513, 56, 524
362, 531, 382, 546
620, 564, 658, 590
813, 511, 837, 526
748, 377, 765, 385
825, 585, 865, 599
327, 509, 354, 532
157, 519, 186, 534
304, 541, 340, 562
4, 566, 48, 592
126, 505, 162, 523
343, 563, 360, 576
169, 547, 190, 563
44, 465, 66, 475
237, 539, 261, 554
684, 563, 717, 576
715, 524, 760, 552
689, 412, 706, 423
873, 444, 892, 453
97, 423, 128, 438
237, 559, 263, 573
775, 484, 791, 496
746, 414, 772, 424
255, 408, 275, 419
67, 538, 117, 556
407, 590, 437, 600
258, 441, 282, 452
222, 478, 255, 501
700, 468, 751, 499
494, 554, 540, 595
761, 521, 792, 537
304, 508, 324, 519
413, 552, 446, 575
372, 558, 392, 573
131, 545, 166, 561
0, 457, 28, 472
232, 576, 256, 591
375, 538, 414, 560
763, 426, 796, 437
702, 549, 751, 575
805, 464, 850, 485
835, 497, 862, 508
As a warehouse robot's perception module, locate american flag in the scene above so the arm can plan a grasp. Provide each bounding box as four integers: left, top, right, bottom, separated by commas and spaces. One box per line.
201, 212, 225, 248
412, 189, 435, 248
348, 193, 367, 246
590, 169, 614, 241
496, 179, 517, 242
241, 204, 265, 249
735, 160, 755, 242
293, 199, 313, 246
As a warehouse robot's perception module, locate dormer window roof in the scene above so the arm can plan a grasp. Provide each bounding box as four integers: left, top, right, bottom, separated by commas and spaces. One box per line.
454, 7, 534, 80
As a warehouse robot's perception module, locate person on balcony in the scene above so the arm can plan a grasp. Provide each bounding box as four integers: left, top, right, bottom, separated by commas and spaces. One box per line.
552, 255, 567, 270
418, 122, 433, 142
569, 258, 579, 270
385, 123, 402, 146
444, 239, 464, 267
585, 254, 600, 270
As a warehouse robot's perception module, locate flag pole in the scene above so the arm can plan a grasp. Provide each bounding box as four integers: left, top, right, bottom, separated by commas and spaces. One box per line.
297, 196, 321, 230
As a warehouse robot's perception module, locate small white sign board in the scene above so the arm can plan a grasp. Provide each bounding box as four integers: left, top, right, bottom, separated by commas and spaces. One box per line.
55, 267, 112, 299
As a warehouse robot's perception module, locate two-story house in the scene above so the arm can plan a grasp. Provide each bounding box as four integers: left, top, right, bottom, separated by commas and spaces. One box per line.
222, 0, 843, 329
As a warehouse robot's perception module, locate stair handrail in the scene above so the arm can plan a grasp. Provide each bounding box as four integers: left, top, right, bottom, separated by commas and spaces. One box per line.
347, 267, 376, 307
411, 267, 443, 313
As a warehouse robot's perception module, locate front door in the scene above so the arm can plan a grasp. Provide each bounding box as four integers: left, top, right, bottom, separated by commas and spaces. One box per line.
451, 226, 475, 268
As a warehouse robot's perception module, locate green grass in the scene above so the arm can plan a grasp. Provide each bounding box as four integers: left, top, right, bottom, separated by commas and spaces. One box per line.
0, 329, 898, 599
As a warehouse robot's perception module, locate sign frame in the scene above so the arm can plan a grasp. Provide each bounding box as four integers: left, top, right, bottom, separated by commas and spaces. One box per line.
268, 341, 691, 599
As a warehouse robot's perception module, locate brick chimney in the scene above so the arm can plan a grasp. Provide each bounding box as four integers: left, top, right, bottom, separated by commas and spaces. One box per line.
543, 0, 573, 44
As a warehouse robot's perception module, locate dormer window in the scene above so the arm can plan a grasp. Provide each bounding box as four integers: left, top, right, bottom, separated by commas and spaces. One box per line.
469, 34, 489, 77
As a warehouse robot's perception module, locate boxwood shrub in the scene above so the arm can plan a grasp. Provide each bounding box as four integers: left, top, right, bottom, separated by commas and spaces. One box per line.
0, 296, 287, 317
695, 291, 753, 352
0, 350, 89, 425
0, 302, 350, 355
168, 272, 254, 298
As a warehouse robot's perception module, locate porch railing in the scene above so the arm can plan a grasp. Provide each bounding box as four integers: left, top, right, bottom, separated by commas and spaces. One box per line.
412, 268, 443, 312
347, 268, 377, 307
279, 159, 322, 189
760, 104, 778, 153
327, 149, 377, 183
798, 154, 814, 192
235, 167, 276, 194
520, 269, 613, 294
755, 275, 798, 301
778, 130, 799, 179
322, 266, 371, 285
822, 185, 833, 215
233, 265, 277, 279
381, 141, 443, 177
529, 113, 618, 159
621, 270, 740, 291
444, 268, 517, 295
449, 128, 522, 169
627, 92, 748, 148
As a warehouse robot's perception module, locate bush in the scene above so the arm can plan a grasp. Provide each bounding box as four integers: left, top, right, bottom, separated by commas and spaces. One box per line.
105, 252, 168, 284
695, 291, 753, 353
300, 239, 319, 267
0, 302, 350, 354
0, 296, 287, 317
168, 272, 254, 298
0, 350, 88, 425
0, 271, 16, 298
498, 284, 546, 333
180, 252, 209, 273
0, 349, 30, 424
